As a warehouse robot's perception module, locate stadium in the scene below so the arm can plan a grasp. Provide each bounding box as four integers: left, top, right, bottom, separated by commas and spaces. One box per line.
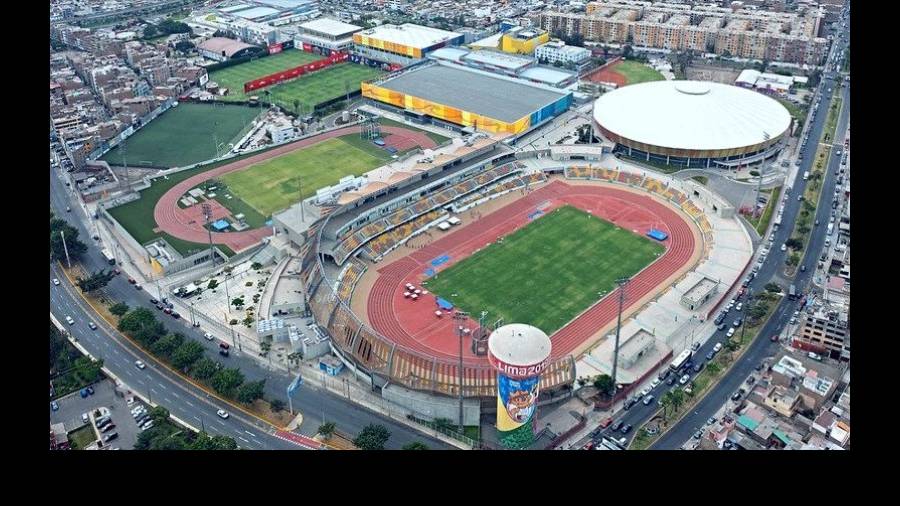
362, 62, 573, 135
291, 134, 751, 426
593, 80, 793, 168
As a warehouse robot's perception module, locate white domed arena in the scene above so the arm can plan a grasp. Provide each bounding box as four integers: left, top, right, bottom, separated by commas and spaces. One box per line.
593, 80, 793, 169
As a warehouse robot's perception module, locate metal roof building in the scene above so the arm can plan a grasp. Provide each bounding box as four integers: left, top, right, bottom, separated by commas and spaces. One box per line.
593, 80, 792, 168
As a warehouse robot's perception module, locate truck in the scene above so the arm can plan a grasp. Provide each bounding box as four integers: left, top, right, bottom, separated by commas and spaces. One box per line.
788, 285, 798, 299
101, 248, 116, 266
803, 171, 810, 181
827, 223, 834, 235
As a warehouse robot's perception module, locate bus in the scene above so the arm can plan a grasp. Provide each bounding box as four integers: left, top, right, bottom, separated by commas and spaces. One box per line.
100, 248, 116, 265
788, 285, 798, 299
670, 349, 693, 371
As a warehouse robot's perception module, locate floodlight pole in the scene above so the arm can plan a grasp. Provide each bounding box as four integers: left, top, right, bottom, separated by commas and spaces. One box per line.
457, 325, 464, 435
610, 277, 630, 397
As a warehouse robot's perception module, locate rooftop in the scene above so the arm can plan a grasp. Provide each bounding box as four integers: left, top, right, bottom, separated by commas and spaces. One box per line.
298, 17, 362, 37
355, 23, 462, 50
378, 63, 568, 123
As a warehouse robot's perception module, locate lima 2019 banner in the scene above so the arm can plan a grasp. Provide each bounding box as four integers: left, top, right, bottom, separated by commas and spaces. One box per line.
496, 374, 540, 433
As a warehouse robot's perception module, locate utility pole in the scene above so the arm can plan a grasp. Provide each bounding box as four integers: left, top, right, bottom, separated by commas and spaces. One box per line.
298, 176, 305, 223
610, 277, 630, 397
457, 325, 465, 435
121, 137, 130, 192
60, 230, 72, 269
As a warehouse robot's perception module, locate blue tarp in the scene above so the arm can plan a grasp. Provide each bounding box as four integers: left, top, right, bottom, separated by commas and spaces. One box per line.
436, 298, 454, 310
431, 254, 450, 267
647, 229, 668, 241
211, 219, 230, 231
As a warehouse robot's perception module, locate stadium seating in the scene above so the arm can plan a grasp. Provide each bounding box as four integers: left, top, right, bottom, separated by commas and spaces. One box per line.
336, 259, 367, 302
641, 177, 667, 196
566, 166, 591, 179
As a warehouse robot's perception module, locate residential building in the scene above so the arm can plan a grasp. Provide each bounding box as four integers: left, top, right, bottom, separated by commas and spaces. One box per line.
793, 305, 849, 361
534, 40, 591, 65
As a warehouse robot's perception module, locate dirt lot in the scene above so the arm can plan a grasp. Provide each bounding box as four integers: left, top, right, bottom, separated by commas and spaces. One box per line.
685, 64, 741, 84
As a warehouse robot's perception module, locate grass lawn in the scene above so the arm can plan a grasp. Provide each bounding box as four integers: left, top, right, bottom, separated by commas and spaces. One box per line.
616, 60, 665, 85
101, 103, 261, 169
68, 425, 97, 450
106, 144, 298, 257
220, 62, 385, 113
426, 205, 664, 335
220, 136, 392, 216
752, 185, 781, 235
209, 50, 322, 98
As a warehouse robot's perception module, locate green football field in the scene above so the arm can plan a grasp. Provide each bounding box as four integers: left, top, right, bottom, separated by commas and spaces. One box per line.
219, 136, 393, 216
100, 103, 261, 168
214, 57, 385, 111
426, 206, 665, 335
209, 50, 321, 98
616, 60, 665, 85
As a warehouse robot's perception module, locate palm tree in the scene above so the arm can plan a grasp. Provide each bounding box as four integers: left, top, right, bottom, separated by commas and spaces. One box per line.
659, 392, 672, 419
707, 362, 722, 376
670, 389, 685, 414
318, 421, 336, 440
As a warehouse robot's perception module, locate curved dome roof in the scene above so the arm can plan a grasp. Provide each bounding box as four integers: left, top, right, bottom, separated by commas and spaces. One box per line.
593, 80, 792, 153
488, 323, 552, 367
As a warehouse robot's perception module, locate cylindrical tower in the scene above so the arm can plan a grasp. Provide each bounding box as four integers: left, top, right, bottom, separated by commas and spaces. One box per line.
488, 324, 552, 450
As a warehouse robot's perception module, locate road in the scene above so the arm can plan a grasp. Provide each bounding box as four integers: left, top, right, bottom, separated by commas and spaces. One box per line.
648, 22, 851, 449
49, 165, 451, 450
579, 20, 852, 450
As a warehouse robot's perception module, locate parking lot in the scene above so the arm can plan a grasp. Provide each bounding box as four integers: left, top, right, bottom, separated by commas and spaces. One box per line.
49, 378, 143, 449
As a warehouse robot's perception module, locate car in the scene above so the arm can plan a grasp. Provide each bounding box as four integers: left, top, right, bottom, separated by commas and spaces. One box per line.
163, 307, 172, 314
746, 376, 756, 385
717, 323, 727, 332
679, 374, 690, 385
50, 401, 59, 411
666, 376, 676, 386
140, 420, 154, 431
149, 298, 158, 305
95, 417, 111, 428
219, 342, 231, 350
103, 432, 119, 442
52, 278, 60, 286
216, 409, 230, 419
204, 332, 215, 341
135, 284, 142, 290
684, 360, 694, 371
611, 421, 623, 432
135, 414, 150, 426
219, 348, 230, 357
781, 243, 787, 252
713, 342, 723, 353
80, 388, 89, 398
126, 397, 136, 407
81, 413, 90, 424
815, 219, 820, 226
735, 303, 743, 311
650, 378, 661, 389
623, 398, 636, 410
128, 278, 136, 284
135, 360, 146, 369
88, 321, 97, 330
733, 318, 742, 327
620, 424, 632, 434
639, 387, 651, 398
693, 362, 704, 373
800, 265, 806, 272
66, 206, 71, 213
599, 417, 613, 429
131, 407, 146, 417
100, 423, 117, 433
642, 395, 655, 406
691, 342, 701, 352
65, 316, 74, 325
705, 351, 714, 361
171, 312, 181, 320
726, 328, 735, 338
693, 430, 703, 439
707, 417, 717, 426
156, 304, 165, 310
658, 369, 671, 381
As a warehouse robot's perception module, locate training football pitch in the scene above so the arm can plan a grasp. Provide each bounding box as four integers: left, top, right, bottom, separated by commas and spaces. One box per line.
101, 103, 261, 168
209, 50, 321, 98
616, 60, 665, 85
212, 54, 385, 111
426, 205, 665, 335
219, 136, 393, 217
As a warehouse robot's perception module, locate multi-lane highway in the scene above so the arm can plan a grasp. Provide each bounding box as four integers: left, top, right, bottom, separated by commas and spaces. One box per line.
581, 17, 852, 450
49, 164, 451, 450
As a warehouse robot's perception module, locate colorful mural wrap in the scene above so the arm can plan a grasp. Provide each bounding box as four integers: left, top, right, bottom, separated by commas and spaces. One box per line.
243, 51, 350, 93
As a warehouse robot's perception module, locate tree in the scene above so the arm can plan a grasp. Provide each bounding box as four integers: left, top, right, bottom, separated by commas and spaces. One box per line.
143, 25, 159, 39
270, 399, 285, 412
211, 367, 245, 397
318, 421, 336, 439
785, 238, 803, 250
174, 40, 194, 53
50, 218, 87, 262
669, 388, 685, 413
232, 298, 244, 309
207, 279, 219, 290
592, 374, 614, 394
190, 356, 220, 380
150, 333, 185, 359
786, 252, 800, 266
73, 356, 103, 384
242, 315, 255, 328
149, 406, 170, 424
211, 435, 239, 450
260, 341, 272, 356
158, 19, 192, 35
172, 341, 205, 370
109, 302, 130, 317
118, 308, 160, 335
622, 45, 634, 59
660, 391, 673, 419
251, 262, 263, 270
236, 379, 265, 404
353, 424, 391, 450
76, 269, 116, 293
403, 441, 429, 450
764, 283, 782, 293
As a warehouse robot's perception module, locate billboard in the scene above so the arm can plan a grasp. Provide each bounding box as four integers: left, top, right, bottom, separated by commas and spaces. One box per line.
268, 42, 283, 55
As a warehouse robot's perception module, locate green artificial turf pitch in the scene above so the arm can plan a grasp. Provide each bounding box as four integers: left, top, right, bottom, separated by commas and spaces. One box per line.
426, 205, 665, 335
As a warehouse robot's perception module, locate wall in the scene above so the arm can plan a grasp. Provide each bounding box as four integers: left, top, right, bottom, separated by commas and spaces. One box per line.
382, 383, 481, 426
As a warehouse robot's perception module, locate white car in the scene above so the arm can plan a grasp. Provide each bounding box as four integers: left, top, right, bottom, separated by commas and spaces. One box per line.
780, 243, 787, 252
735, 303, 743, 311
679, 374, 690, 385
135, 360, 146, 370
52, 278, 61, 286
727, 328, 736, 338
140, 421, 154, 431
65, 316, 75, 325
639, 387, 651, 398
650, 378, 661, 389
204, 332, 215, 341
217, 409, 229, 419
713, 342, 723, 353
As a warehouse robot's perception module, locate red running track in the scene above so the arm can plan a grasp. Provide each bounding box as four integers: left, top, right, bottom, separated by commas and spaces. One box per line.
365, 179, 698, 366
153, 125, 438, 253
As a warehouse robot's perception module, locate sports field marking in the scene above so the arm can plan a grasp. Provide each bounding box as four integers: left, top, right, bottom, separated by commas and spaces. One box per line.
426, 205, 664, 335
615, 60, 665, 85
